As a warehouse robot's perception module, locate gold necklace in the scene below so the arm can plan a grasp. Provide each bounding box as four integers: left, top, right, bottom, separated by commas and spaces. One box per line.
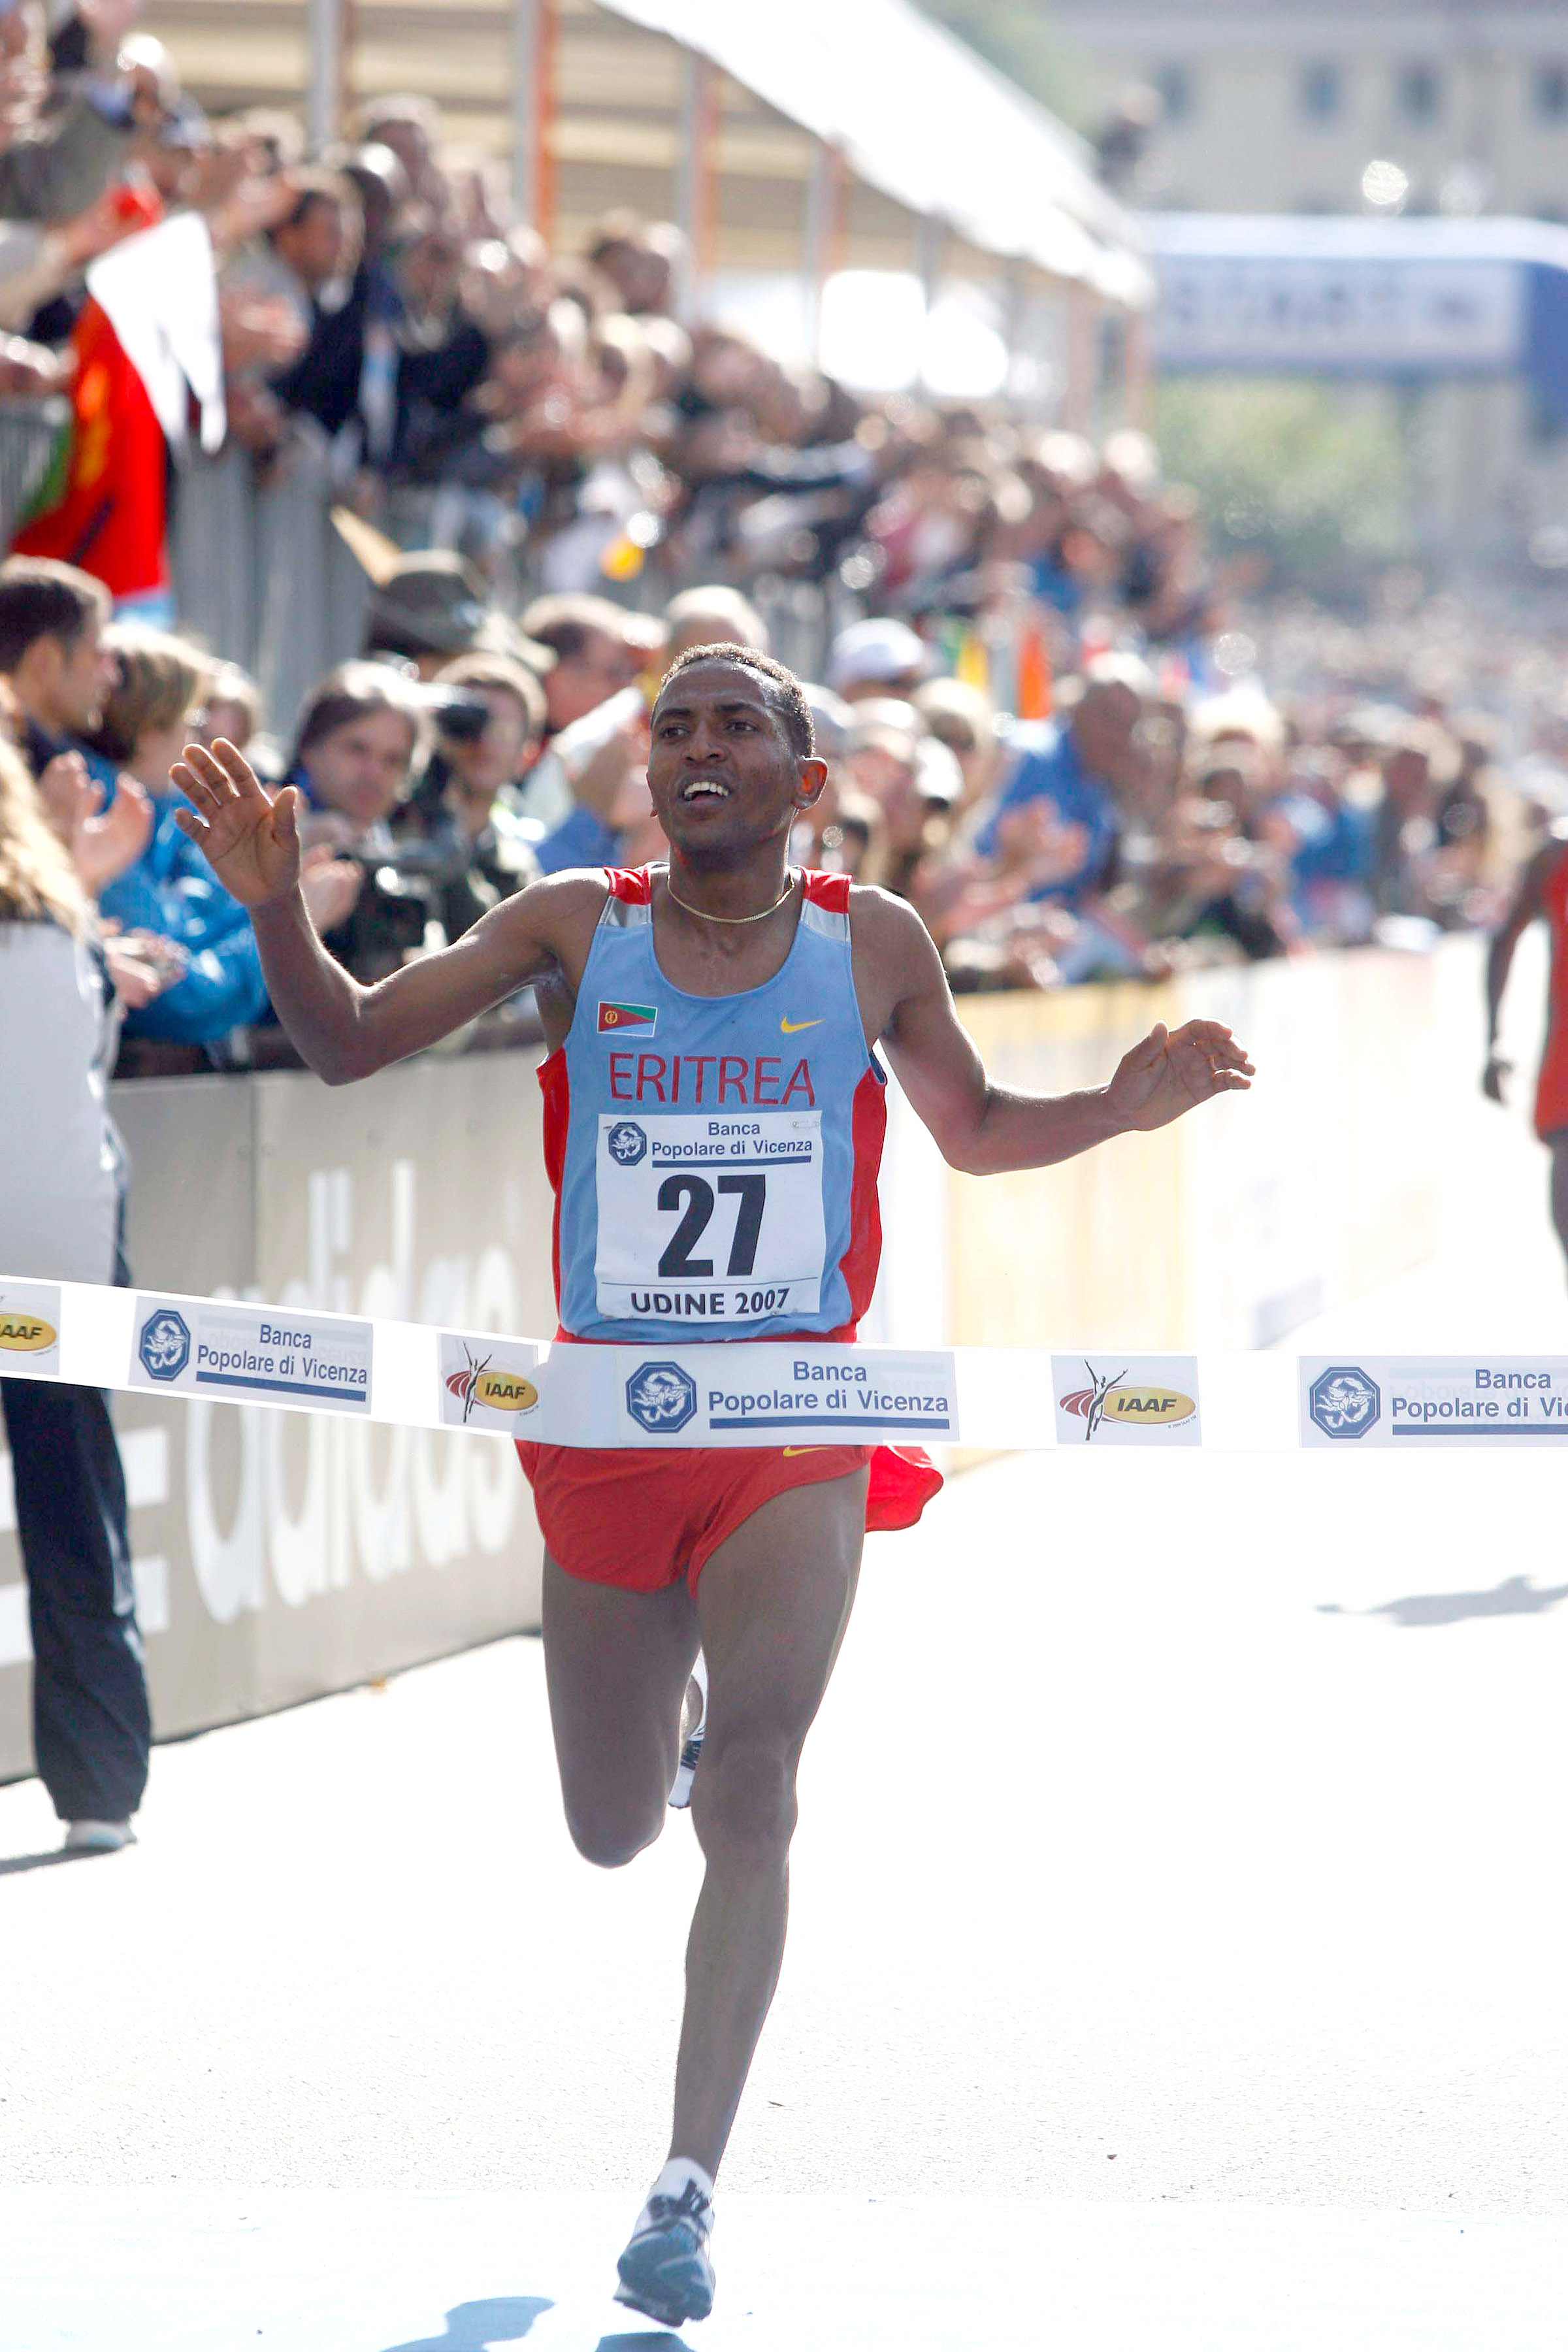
661, 867, 796, 925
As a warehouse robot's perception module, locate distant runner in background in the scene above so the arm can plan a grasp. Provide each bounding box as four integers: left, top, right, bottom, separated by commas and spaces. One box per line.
1484, 825, 1568, 1272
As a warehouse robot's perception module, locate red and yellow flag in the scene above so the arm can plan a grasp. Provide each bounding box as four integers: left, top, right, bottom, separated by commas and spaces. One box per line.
12, 289, 170, 601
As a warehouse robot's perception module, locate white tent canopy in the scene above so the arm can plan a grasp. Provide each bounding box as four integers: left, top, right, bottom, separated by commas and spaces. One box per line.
155, 0, 1149, 305
595, 0, 1152, 304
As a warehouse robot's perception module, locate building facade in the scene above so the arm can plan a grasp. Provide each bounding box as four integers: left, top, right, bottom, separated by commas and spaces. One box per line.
1051, 1, 1568, 220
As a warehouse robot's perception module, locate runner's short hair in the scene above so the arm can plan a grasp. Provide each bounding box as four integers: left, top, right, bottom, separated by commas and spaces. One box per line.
657, 644, 815, 761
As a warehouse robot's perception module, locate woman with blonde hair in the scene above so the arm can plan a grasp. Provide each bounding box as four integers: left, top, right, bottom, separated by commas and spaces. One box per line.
82, 625, 274, 1046
86, 627, 359, 1030
0, 734, 150, 1854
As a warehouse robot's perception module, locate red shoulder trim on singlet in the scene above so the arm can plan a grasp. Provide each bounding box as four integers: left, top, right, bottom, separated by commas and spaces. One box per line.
800, 868, 851, 913
611, 866, 846, 911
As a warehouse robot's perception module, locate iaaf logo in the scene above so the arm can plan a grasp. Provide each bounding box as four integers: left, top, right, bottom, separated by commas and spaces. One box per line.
1058, 1360, 1198, 1439
444, 1343, 539, 1422
0, 1296, 55, 1351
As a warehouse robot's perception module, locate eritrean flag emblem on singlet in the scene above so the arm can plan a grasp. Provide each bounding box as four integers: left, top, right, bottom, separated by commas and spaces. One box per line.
598, 1000, 657, 1034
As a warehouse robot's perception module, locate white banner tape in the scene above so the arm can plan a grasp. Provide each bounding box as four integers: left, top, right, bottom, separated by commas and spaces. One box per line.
3, 1275, 1567, 1452
1298, 1356, 1568, 1445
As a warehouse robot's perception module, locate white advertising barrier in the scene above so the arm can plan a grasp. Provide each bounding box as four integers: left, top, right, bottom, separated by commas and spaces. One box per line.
1298, 1358, 1568, 1446
13, 1271, 1568, 1454
2, 1271, 1202, 1450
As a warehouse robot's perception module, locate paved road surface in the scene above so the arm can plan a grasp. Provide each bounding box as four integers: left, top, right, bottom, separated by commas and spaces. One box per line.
4, 1015, 1567, 2346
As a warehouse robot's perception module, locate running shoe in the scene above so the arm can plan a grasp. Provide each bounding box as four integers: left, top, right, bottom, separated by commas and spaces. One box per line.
63, 1819, 136, 1854
668, 1651, 708, 1810
613, 2176, 716, 2327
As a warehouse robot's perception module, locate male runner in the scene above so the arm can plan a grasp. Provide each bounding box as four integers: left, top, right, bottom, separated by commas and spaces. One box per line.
172, 645, 1253, 2327
1484, 823, 1568, 1275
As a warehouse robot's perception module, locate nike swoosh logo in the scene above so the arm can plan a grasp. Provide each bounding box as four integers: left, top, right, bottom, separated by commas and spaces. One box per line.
783, 1446, 825, 1456
780, 1017, 824, 1034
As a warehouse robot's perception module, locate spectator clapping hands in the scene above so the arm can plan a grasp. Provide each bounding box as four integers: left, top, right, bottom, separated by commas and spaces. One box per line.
38, 749, 152, 892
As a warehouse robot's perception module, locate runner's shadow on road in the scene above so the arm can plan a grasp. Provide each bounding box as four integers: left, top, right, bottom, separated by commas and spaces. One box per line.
374, 2297, 553, 2349
370, 2311, 691, 2352
1317, 1575, 1568, 1627
0, 1847, 92, 1875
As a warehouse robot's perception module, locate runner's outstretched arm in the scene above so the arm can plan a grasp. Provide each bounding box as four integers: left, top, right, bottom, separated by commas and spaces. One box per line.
170, 739, 593, 1083
1483, 844, 1551, 1102
869, 892, 1254, 1175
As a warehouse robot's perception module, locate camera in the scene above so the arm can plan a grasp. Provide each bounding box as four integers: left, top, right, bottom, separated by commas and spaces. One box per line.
427, 690, 492, 745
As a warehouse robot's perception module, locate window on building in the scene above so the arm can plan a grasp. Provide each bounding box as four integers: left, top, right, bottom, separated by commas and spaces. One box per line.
1300, 62, 1341, 120
1534, 63, 1568, 122
1397, 63, 1442, 123
1152, 63, 1192, 123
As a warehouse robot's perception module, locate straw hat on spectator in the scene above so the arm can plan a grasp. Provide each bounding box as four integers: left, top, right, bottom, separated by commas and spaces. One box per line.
367, 554, 556, 676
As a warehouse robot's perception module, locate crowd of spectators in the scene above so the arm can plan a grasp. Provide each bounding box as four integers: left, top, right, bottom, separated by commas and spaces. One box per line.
0, 3, 1556, 1066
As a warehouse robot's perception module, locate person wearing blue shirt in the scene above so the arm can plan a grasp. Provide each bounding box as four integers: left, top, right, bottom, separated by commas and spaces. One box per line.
534, 802, 621, 874
82, 630, 271, 1044
973, 659, 1149, 907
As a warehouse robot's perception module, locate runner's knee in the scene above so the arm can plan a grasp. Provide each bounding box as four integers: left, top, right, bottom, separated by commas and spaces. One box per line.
692, 1737, 798, 1861
565, 1799, 664, 1870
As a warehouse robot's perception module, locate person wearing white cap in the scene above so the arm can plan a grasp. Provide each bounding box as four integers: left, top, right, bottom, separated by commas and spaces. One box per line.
825, 616, 930, 703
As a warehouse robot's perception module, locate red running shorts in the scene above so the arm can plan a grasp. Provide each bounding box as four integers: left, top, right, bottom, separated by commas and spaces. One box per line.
514, 1438, 942, 1597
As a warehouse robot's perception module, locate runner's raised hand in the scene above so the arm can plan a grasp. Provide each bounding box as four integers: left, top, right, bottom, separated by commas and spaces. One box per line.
171, 738, 302, 909
1106, 1018, 1255, 1132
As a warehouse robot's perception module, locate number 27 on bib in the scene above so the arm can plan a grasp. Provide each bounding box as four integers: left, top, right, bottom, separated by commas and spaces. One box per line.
593, 1109, 828, 1324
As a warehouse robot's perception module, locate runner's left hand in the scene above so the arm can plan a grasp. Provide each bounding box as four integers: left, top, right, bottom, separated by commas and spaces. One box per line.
1107, 1019, 1254, 1132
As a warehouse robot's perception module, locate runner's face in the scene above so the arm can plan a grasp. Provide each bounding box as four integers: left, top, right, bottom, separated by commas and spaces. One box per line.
647, 664, 818, 864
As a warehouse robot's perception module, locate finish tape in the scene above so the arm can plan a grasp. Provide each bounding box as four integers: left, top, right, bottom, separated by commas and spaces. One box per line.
2, 1274, 1566, 1452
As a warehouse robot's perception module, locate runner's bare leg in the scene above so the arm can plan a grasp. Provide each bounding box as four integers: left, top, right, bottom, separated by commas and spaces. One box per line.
668, 1467, 868, 2179
542, 1555, 700, 1865
1550, 1137, 1568, 1282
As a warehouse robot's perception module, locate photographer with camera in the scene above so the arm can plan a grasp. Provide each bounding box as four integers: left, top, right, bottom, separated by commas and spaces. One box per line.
395, 652, 544, 942
281, 661, 435, 984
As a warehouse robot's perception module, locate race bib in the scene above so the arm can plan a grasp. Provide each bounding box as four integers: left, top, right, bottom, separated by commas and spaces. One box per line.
595, 1109, 826, 1325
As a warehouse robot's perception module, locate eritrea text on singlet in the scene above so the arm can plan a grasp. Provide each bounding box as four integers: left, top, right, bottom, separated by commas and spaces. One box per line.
540, 867, 887, 1345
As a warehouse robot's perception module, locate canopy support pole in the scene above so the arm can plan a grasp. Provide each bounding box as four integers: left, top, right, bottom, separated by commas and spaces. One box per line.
306, 0, 344, 152
803, 139, 845, 369
1001, 257, 1026, 407
1122, 306, 1152, 427
676, 48, 718, 322
511, 0, 557, 238
1064, 282, 1097, 432
915, 213, 943, 393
